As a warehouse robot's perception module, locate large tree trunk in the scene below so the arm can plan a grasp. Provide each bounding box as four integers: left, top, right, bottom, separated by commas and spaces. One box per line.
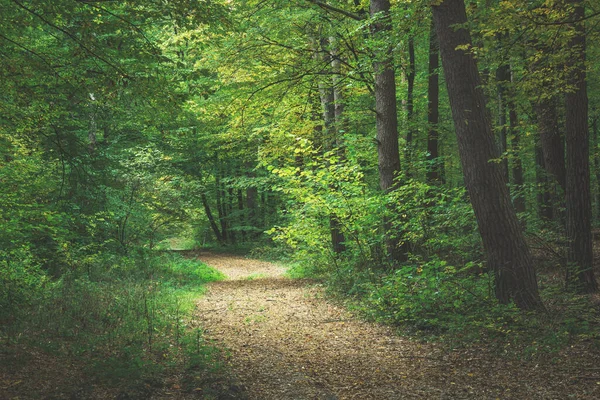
432, 0, 543, 310
536, 97, 566, 191
535, 96, 565, 223
370, 0, 400, 193
564, 0, 598, 292
592, 117, 600, 222
426, 18, 443, 184
370, 0, 406, 263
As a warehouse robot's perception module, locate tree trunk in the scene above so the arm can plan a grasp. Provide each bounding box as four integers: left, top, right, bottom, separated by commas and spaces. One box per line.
370, 0, 406, 263
508, 83, 526, 214
405, 36, 416, 168
330, 37, 348, 254
215, 169, 228, 244
331, 36, 347, 154
227, 188, 237, 244
237, 189, 246, 241
426, 18, 443, 184
370, 0, 400, 193
536, 97, 566, 191
313, 36, 347, 255
245, 161, 259, 238
496, 64, 510, 183
201, 193, 224, 244
535, 135, 554, 221
564, 0, 598, 292
432, 0, 543, 310
535, 96, 565, 223
592, 117, 600, 222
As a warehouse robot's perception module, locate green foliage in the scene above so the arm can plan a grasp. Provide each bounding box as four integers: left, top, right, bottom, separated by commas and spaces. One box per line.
0, 247, 49, 329
359, 258, 492, 330
324, 256, 600, 357
387, 178, 482, 264
2, 252, 225, 386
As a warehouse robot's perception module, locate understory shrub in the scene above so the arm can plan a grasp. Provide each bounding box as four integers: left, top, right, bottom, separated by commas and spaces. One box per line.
0, 247, 49, 332
360, 258, 494, 331
338, 258, 600, 357
1, 251, 225, 385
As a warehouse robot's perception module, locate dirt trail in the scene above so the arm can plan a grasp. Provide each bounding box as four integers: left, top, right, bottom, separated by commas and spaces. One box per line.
194, 252, 600, 400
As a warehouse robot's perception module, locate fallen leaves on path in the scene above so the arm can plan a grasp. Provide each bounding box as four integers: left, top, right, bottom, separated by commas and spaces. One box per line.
194, 252, 600, 400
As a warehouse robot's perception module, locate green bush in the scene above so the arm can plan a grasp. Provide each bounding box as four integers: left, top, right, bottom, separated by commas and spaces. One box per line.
0, 247, 49, 330
3, 251, 225, 386
361, 258, 493, 331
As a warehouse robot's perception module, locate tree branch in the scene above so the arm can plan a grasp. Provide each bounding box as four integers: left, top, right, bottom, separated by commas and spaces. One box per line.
10, 0, 129, 77
307, 0, 364, 21
524, 10, 600, 26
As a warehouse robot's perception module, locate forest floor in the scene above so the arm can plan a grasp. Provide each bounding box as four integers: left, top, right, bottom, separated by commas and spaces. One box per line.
193, 251, 600, 400
2, 252, 600, 399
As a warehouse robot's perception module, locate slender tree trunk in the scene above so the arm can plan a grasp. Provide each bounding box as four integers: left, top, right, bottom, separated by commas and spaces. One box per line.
432, 0, 543, 310
426, 18, 443, 184
215, 169, 228, 244
201, 193, 224, 244
330, 37, 348, 254
564, 0, 598, 292
314, 36, 336, 149
227, 188, 237, 244
496, 64, 510, 184
508, 83, 526, 214
331, 36, 347, 154
237, 189, 246, 241
405, 36, 416, 168
88, 93, 97, 153
245, 161, 259, 237
370, 0, 407, 263
535, 135, 554, 221
313, 36, 347, 255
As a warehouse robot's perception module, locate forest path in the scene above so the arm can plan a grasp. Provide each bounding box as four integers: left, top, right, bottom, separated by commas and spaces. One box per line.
193, 252, 599, 400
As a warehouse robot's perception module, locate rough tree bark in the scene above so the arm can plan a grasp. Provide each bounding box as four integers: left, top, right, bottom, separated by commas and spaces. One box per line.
536, 97, 566, 192
432, 0, 543, 310
370, 0, 406, 263
564, 0, 598, 292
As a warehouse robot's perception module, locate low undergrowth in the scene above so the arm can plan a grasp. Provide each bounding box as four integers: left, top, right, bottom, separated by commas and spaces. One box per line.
1, 250, 226, 396
287, 254, 600, 360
